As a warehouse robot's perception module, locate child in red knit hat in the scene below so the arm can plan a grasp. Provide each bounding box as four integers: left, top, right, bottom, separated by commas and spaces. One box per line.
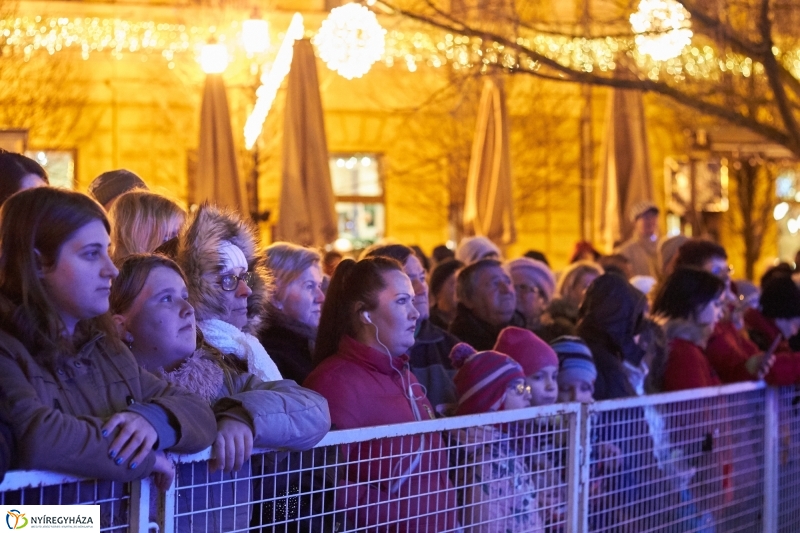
494, 326, 559, 407
447, 343, 545, 532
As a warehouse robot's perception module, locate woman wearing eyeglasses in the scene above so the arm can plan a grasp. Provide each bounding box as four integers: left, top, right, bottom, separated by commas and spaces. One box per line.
445, 343, 544, 533
176, 204, 333, 531
177, 204, 280, 382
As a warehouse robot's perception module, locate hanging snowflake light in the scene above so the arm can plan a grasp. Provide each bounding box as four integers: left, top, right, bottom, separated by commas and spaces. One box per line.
630, 0, 692, 61
313, 3, 386, 80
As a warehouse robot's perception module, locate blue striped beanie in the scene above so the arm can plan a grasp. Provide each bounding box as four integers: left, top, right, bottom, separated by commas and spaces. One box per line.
550, 336, 596, 385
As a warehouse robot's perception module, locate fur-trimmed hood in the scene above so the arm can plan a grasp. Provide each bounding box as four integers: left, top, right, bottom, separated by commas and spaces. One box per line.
177, 204, 271, 334
657, 316, 713, 349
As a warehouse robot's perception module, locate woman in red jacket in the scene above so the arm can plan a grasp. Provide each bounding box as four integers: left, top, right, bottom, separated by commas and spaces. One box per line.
304, 256, 459, 532
650, 268, 725, 392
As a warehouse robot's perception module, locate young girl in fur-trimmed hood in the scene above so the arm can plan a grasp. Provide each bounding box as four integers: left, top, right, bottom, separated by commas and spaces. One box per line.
176, 203, 281, 381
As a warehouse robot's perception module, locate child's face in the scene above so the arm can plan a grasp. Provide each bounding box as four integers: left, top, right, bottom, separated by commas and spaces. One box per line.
558, 378, 595, 403
527, 365, 558, 406
502, 380, 532, 411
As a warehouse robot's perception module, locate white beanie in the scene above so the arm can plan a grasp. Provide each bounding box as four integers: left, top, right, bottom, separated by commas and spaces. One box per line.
219, 240, 248, 272
630, 275, 657, 297
456, 236, 501, 265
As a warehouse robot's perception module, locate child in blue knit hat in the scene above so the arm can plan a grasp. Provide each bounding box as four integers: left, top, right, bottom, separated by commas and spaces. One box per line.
551, 336, 597, 403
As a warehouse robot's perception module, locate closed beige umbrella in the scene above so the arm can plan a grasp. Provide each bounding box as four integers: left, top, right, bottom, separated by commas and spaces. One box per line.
193, 74, 248, 214
463, 77, 516, 245
275, 39, 338, 247
595, 88, 655, 251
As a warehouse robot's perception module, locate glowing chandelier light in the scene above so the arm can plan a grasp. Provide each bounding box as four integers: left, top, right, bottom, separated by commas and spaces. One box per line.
244, 13, 304, 150
630, 0, 692, 61
313, 3, 385, 80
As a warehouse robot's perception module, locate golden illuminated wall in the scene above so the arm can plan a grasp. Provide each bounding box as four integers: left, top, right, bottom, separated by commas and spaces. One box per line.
2, 0, 776, 274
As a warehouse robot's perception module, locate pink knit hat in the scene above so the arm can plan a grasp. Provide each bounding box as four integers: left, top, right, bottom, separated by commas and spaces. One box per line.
493, 326, 559, 376
449, 343, 525, 416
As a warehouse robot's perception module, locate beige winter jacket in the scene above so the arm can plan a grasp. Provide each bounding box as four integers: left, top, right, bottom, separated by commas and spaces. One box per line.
0, 329, 216, 481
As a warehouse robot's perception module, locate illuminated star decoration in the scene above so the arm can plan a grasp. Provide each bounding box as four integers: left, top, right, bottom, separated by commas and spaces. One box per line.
313, 3, 386, 80
630, 0, 693, 61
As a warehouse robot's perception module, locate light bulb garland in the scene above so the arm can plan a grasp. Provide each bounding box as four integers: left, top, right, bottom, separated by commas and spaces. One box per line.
313, 3, 385, 80
0, 11, 770, 82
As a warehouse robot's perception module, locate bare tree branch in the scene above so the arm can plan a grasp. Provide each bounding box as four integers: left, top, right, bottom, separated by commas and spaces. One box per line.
380, 0, 796, 155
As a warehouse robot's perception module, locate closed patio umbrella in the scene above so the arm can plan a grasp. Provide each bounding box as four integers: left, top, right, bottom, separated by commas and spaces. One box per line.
595, 88, 655, 251
463, 77, 516, 245
193, 74, 248, 214
275, 39, 338, 246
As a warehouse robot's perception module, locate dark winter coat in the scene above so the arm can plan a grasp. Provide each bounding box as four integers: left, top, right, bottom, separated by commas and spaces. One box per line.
408, 318, 458, 409
576, 274, 646, 400
449, 304, 525, 351
259, 310, 316, 385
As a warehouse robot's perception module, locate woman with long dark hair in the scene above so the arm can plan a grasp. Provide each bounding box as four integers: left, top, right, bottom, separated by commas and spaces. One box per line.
649, 268, 725, 392
305, 257, 458, 532
0, 188, 215, 491
0, 150, 48, 206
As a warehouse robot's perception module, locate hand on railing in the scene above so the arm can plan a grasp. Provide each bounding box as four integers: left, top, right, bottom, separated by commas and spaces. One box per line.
151, 451, 175, 492
102, 412, 158, 470
745, 353, 776, 379
210, 418, 254, 473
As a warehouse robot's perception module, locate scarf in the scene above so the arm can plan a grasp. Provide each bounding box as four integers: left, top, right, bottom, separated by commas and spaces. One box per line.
155, 350, 224, 403
198, 318, 282, 382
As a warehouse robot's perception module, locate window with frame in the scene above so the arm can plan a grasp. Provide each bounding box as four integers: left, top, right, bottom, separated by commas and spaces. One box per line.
25, 150, 76, 190
329, 154, 385, 249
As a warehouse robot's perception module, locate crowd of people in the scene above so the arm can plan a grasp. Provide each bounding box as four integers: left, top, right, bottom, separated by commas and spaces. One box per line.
0, 149, 797, 531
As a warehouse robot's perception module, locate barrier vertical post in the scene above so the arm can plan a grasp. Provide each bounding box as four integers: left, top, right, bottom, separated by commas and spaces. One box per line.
764, 386, 779, 532
576, 403, 591, 533
129, 477, 152, 533
158, 465, 177, 533
565, 406, 582, 532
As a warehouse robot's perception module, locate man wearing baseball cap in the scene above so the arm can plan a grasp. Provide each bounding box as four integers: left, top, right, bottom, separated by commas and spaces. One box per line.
615, 201, 660, 278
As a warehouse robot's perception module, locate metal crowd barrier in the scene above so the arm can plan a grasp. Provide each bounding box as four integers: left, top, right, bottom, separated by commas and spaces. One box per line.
3, 381, 799, 532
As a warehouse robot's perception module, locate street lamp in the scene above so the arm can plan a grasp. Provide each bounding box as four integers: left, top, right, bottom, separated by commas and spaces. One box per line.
242, 9, 270, 56
199, 38, 229, 74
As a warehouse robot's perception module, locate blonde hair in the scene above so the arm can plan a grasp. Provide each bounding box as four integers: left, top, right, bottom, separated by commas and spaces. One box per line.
265, 242, 321, 301
109, 190, 186, 262
556, 261, 604, 298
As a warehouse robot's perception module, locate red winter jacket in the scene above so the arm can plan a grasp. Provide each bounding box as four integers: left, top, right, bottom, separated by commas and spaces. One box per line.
743, 308, 800, 386
661, 319, 721, 392
303, 336, 458, 532
705, 321, 760, 384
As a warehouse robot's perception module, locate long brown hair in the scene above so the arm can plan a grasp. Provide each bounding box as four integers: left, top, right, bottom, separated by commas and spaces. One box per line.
313, 256, 402, 365
0, 188, 118, 360
112, 252, 246, 383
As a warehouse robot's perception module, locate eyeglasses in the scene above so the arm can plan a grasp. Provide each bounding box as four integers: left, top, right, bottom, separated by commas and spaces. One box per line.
219, 272, 255, 291
509, 382, 532, 396
709, 264, 734, 280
